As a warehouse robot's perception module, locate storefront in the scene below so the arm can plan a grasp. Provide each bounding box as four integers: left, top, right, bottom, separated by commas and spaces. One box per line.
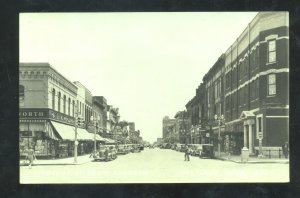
19, 108, 105, 159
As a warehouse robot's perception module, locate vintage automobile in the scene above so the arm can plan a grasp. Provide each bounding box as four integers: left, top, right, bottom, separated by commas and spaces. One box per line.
176, 144, 183, 152
132, 144, 141, 153
117, 144, 127, 155
199, 144, 215, 159
109, 145, 117, 159
93, 146, 113, 162
189, 144, 202, 156
179, 144, 186, 152
139, 144, 144, 151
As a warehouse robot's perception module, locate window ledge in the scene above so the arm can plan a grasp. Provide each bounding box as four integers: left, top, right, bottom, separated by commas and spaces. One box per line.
266, 62, 276, 65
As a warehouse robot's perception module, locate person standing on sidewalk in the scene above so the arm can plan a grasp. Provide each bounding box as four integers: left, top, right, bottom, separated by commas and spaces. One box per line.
282, 142, 289, 158
184, 144, 190, 161
26, 147, 36, 169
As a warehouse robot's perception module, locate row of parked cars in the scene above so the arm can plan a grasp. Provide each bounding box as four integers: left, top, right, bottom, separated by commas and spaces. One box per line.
92, 144, 144, 162
168, 143, 215, 158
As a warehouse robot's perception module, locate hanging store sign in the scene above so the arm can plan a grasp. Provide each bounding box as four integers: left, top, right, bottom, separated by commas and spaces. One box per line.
19, 108, 75, 125
49, 109, 75, 125
19, 109, 48, 118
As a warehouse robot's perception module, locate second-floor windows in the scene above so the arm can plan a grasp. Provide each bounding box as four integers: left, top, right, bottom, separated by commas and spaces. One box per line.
268, 40, 276, 63
268, 74, 276, 96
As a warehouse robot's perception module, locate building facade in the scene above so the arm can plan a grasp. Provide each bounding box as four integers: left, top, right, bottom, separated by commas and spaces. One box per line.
162, 116, 176, 143
183, 12, 289, 155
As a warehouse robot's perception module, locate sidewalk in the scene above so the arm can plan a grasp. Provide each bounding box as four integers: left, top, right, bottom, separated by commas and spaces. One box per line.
20, 154, 94, 166
215, 152, 289, 164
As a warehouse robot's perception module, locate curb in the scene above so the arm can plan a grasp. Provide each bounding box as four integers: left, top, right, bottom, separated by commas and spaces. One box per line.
20, 159, 94, 166
214, 157, 289, 164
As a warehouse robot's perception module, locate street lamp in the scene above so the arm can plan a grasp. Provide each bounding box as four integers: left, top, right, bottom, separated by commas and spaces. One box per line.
90, 115, 100, 154
214, 114, 225, 157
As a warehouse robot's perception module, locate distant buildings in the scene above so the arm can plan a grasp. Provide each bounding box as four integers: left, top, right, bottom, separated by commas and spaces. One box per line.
19, 62, 143, 159
162, 12, 289, 155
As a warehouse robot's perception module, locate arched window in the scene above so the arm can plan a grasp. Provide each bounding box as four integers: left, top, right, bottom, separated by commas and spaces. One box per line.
58, 92, 61, 112
19, 85, 25, 107
68, 98, 71, 115
72, 100, 75, 117
63, 95, 66, 114
52, 88, 55, 110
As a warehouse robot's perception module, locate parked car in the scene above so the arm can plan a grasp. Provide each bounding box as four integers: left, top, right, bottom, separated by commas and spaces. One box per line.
117, 144, 127, 155
199, 144, 215, 158
109, 145, 117, 159
93, 146, 113, 162
189, 144, 202, 156
176, 144, 183, 152
179, 144, 186, 152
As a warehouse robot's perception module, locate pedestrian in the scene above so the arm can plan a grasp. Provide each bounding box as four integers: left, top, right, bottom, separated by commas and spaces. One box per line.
184, 144, 190, 161
282, 142, 289, 158
26, 147, 36, 169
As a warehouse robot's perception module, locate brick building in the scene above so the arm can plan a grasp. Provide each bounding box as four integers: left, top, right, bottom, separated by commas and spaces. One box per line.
185, 12, 289, 155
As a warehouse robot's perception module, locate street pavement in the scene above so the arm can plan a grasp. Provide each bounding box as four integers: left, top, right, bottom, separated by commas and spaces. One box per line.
20, 148, 289, 183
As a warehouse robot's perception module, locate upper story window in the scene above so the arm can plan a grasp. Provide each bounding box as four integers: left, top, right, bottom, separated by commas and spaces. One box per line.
72, 100, 75, 117
268, 40, 276, 63
68, 98, 71, 115
19, 85, 25, 107
63, 95, 66, 114
52, 89, 55, 110
268, 74, 276, 96
58, 92, 61, 112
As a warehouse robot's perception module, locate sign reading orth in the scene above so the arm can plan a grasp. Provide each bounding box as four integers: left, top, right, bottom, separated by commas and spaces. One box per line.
19, 108, 75, 125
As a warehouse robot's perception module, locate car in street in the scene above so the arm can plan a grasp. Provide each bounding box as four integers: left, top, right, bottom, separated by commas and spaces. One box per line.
189, 144, 202, 156
176, 144, 183, 152
93, 145, 113, 162
199, 144, 215, 159
109, 145, 118, 159
117, 144, 127, 155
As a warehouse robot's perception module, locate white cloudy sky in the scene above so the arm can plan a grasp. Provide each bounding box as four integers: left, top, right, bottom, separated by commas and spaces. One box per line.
20, 12, 258, 143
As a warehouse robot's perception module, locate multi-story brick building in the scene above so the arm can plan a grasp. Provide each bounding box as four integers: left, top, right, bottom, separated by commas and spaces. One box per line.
162, 116, 176, 143
184, 12, 289, 155
19, 63, 100, 158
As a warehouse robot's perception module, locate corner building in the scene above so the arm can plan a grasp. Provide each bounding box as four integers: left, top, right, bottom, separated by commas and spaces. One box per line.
221, 12, 289, 154
19, 63, 98, 158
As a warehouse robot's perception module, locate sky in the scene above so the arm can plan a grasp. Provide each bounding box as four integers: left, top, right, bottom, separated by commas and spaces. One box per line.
20, 12, 258, 143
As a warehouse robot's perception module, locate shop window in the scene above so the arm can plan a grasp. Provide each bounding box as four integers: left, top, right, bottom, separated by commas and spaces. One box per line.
268, 40, 276, 63
268, 74, 276, 96
19, 85, 25, 107
52, 88, 55, 110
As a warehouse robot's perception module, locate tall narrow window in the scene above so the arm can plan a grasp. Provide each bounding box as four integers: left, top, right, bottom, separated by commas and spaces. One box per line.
68, 98, 71, 115
268, 74, 276, 96
72, 100, 75, 117
258, 117, 262, 132
19, 85, 25, 107
58, 92, 61, 112
63, 95, 66, 114
268, 40, 276, 63
52, 89, 55, 110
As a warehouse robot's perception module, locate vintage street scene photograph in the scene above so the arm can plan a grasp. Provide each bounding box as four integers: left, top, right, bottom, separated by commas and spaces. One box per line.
19, 12, 289, 183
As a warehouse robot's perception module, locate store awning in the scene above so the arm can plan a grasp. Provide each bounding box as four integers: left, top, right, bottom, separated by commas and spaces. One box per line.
104, 138, 116, 144
51, 121, 97, 141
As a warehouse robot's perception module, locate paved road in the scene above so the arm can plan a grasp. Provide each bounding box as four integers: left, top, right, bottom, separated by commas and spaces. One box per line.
20, 148, 289, 183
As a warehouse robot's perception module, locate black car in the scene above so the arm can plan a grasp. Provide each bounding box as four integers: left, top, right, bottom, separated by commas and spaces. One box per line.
199, 144, 215, 158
